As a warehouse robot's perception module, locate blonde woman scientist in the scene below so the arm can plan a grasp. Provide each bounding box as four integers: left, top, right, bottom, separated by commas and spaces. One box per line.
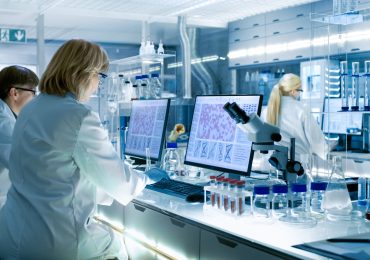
0, 39, 167, 259
266, 73, 332, 168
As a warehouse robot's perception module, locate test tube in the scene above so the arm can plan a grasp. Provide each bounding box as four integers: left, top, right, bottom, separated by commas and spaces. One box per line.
364, 61, 370, 111
215, 177, 224, 209
229, 180, 238, 214
222, 178, 230, 211
209, 176, 217, 207
351, 62, 360, 111
340, 61, 349, 111
236, 180, 246, 216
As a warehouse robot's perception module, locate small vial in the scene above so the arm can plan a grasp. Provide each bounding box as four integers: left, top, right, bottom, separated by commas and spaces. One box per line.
310, 181, 327, 215
271, 184, 288, 218
253, 185, 270, 218
291, 183, 308, 217
340, 61, 349, 111
228, 180, 238, 213
236, 180, 246, 216
351, 62, 360, 111
358, 177, 367, 207
209, 176, 217, 207
215, 177, 224, 209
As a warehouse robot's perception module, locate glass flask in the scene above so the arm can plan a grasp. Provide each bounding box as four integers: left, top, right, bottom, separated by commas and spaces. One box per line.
364, 61, 370, 111
340, 61, 349, 111
351, 62, 360, 111
322, 156, 353, 221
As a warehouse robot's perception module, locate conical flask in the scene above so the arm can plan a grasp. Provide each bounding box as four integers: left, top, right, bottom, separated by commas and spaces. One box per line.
322, 156, 352, 220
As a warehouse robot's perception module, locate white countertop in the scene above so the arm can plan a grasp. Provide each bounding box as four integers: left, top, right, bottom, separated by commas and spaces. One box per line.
132, 188, 370, 259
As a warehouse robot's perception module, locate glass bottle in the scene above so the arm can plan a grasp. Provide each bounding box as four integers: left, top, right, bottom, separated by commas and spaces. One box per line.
162, 142, 180, 177
253, 185, 270, 218
150, 73, 162, 99
310, 181, 327, 215
340, 61, 349, 111
322, 156, 353, 220
141, 74, 150, 100
291, 183, 308, 217
364, 60, 370, 111
272, 184, 288, 218
351, 62, 360, 111
133, 75, 142, 100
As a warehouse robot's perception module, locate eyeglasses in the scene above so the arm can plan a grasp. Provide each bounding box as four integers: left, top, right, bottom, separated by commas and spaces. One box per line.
14, 87, 36, 96
98, 72, 108, 88
297, 89, 303, 92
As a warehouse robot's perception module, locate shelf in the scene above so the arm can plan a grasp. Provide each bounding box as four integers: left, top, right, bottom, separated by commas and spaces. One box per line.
110, 53, 175, 66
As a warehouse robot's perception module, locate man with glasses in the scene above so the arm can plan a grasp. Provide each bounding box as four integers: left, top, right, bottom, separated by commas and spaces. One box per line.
0, 65, 39, 209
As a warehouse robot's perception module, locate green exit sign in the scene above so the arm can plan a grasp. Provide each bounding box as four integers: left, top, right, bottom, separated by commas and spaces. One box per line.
0, 28, 26, 43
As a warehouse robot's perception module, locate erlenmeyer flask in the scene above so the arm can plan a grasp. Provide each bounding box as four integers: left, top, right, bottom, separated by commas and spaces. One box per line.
322, 156, 352, 221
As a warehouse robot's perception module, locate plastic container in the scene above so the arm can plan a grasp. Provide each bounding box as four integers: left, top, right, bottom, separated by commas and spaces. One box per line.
253, 185, 270, 218
236, 180, 246, 215
291, 183, 308, 217
272, 184, 288, 218
310, 181, 327, 214
133, 75, 142, 100
151, 73, 162, 99
162, 142, 180, 177
358, 177, 367, 206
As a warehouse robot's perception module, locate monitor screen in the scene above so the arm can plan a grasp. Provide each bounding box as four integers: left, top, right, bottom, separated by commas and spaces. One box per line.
125, 99, 170, 161
322, 98, 362, 135
184, 95, 263, 176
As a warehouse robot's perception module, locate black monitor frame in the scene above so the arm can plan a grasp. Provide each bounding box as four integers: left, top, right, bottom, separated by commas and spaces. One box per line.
321, 97, 362, 136
124, 98, 170, 162
184, 94, 263, 176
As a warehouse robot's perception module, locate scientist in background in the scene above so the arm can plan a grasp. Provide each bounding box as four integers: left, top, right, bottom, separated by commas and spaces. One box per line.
0, 65, 38, 209
266, 73, 331, 164
0, 39, 167, 259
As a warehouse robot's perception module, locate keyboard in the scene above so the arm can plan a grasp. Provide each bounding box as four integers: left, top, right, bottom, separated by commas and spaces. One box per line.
146, 178, 204, 201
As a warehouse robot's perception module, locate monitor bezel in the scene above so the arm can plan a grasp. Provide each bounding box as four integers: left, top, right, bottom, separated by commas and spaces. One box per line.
124, 98, 171, 161
321, 97, 362, 136
184, 94, 263, 176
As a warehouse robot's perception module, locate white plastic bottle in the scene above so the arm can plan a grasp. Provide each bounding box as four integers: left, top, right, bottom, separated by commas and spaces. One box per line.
139, 39, 145, 55
157, 40, 164, 54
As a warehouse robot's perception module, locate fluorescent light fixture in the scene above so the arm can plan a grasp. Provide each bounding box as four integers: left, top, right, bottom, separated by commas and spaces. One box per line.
265, 43, 287, 54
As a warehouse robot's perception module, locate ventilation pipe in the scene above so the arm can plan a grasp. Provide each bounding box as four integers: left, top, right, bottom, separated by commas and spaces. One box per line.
178, 16, 192, 99
188, 28, 215, 94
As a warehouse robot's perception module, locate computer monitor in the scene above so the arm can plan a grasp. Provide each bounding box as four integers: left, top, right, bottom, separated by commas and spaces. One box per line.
125, 99, 170, 161
184, 95, 263, 176
322, 98, 362, 135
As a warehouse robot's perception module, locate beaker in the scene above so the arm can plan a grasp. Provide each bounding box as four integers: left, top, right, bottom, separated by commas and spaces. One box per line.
340, 61, 349, 111
364, 61, 370, 111
322, 156, 353, 221
351, 62, 360, 111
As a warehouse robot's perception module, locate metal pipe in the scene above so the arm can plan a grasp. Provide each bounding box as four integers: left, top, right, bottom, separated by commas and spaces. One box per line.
178, 16, 192, 99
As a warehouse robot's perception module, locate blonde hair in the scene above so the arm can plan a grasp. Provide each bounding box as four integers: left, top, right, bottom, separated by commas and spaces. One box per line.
39, 39, 109, 100
266, 73, 301, 125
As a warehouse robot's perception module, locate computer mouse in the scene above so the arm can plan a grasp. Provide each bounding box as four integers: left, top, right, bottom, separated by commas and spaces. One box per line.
185, 193, 204, 203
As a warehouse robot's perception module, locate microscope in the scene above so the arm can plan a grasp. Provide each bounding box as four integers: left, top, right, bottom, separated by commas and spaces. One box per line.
223, 102, 304, 182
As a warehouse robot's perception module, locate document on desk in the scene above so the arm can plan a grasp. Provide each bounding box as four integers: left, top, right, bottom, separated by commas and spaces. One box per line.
293, 233, 370, 260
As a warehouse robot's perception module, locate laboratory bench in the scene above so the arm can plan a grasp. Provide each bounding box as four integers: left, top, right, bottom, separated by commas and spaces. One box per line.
97, 186, 370, 260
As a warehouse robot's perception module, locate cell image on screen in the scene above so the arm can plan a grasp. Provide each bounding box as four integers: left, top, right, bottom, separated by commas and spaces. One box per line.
125, 99, 170, 161
322, 98, 363, 135
185, 95, 262, 175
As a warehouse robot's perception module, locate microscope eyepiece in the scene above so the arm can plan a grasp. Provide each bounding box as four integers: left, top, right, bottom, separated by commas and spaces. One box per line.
223, 102, 250, 124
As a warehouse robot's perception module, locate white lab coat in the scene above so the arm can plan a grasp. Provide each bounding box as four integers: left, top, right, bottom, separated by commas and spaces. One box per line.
0, 93, 149, 259
0, 99, 15, 209
277, 96, 329, 162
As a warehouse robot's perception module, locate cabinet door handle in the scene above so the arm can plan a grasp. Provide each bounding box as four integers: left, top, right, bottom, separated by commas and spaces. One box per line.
217, 236, 238, 248
235, 63, 240, 66
296, 27, 304, 31
272, 19, 280, 23
351, 48, 360, 52
296, 55, 303, 58
273, 31, 280, 35
234, 27, 240, 31
273, 58, 279, 61
354, 160, 364, 163
133, 204, 146, 212
234, 39, 240, 42
253, 23, 259, 27
170, 218, 186, 228
253, 60, 259, 64
296, 13, 304, 17
253, 35, 259, 38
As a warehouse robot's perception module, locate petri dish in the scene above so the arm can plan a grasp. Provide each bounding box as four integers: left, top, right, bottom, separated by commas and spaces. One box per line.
279, 214, 317, 229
